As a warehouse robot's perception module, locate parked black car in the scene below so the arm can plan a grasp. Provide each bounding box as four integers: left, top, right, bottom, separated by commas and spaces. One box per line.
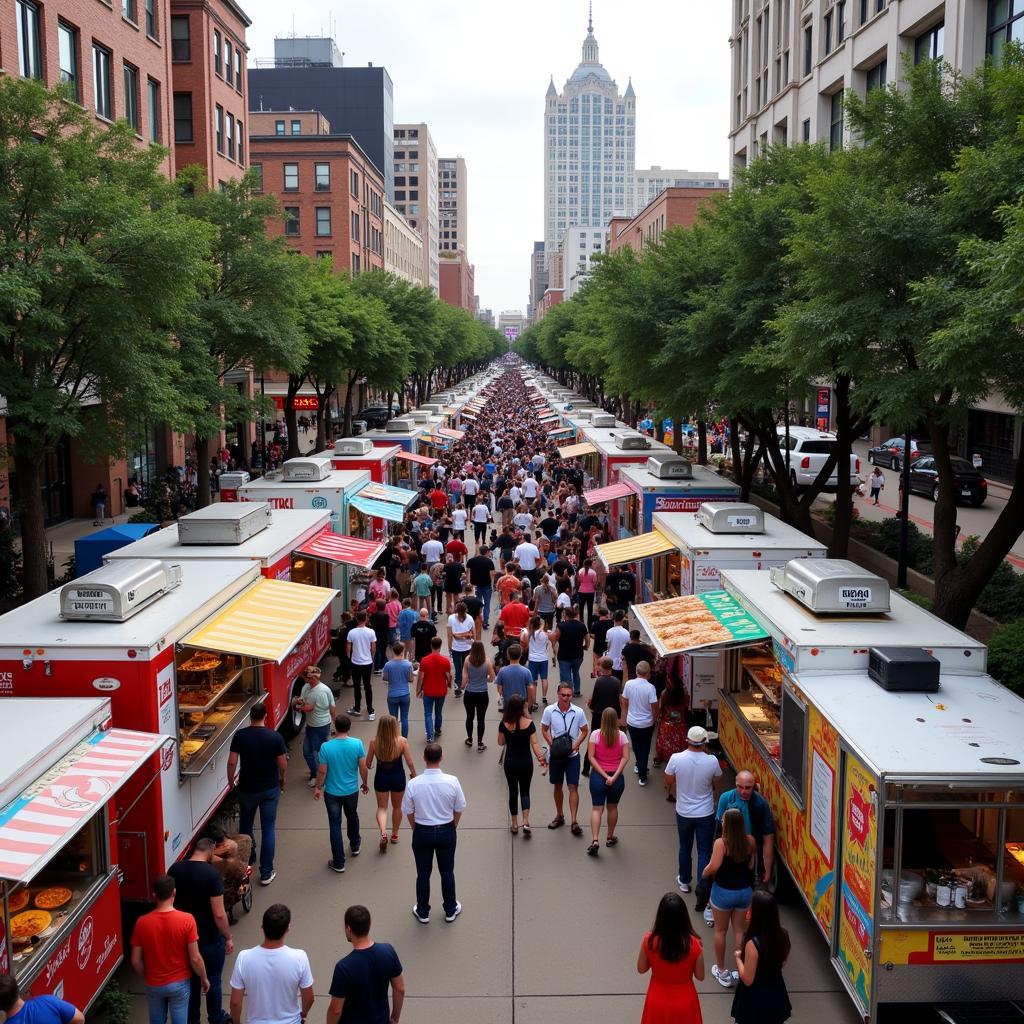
867, 437, 931, 471
354, 405, 396, 429
908, 455, 987, 506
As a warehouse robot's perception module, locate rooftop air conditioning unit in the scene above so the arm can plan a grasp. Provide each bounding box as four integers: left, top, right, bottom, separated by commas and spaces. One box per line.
696, 502, 765, 534
177, 502, 272, 544
218, 471, 250, 491
612, 431, 651, 451
334, 437, 374, 457
590, 413, 616, 428
282, 454, 333, 481
60, 559, 183, 621
769, 559, 891, 614
385, 417, 416, 433
868, 647, 941, 693
421, 403, 445, 414
407, 411, 431, 424
646, 454, 693, 479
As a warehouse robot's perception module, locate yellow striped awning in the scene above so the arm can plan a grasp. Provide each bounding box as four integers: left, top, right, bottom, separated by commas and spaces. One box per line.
557, 441, 599, 459
183, 578, 336, 664
595, 530, 675, 570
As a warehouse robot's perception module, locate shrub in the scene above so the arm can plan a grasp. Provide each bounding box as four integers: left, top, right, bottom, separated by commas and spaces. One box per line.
958, 537, 1024, 623
986, 619, 1024, 698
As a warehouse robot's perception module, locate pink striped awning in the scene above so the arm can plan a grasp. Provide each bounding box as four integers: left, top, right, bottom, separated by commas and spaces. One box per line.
582, 482, 634, 506
0, 728, 165, 883
294, 532, 385, 569
395, 451, 438, 467
437, 427, 465, 440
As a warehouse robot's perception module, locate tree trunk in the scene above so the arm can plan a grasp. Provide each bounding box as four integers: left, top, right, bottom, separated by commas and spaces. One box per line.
697, 420, 708, 465
195, 437, 211, 508
672, 417, 683, 455
284, 401, 300, 460
343, 376, 357, 437
825, 376, 868, 559
14, 449, 49, 600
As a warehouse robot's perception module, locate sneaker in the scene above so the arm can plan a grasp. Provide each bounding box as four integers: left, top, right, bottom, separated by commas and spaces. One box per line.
454, 688, 462, 698
542, 696, 548, 704
712, 964, 734, 988
677, 877, 691, 894
444, 901, 463, 923
351, 845, 361, 857
638, 778, 647, 787
367, 712, 376, 722
633, 765, 639, 774
704, 907, 714, 927
412, 905, 429, 924
307, 777, 316, 788
732, 970, 740, 982
259, 871, 277, 886
327, 861, 345, 873
347, 707, 362, 716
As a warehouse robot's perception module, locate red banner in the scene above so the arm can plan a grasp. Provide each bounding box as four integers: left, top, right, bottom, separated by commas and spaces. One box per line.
272, 395, 318, 411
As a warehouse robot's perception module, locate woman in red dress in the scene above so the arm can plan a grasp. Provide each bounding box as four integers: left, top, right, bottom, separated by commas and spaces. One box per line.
637, 892, 705, 1024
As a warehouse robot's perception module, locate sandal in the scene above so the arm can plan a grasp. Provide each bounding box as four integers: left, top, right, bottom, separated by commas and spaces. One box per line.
570, 822, 583, 836
510, 824, 519, 835
547, 815, 565, 830
606, 835, 618, 847
390, 833, 399, 844
379, 833, 388, 853
522, 825, 532, 838
587, 841, 599, 857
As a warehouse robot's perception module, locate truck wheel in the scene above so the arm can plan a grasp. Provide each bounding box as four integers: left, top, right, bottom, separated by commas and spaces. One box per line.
891, 456, 901, 472
279, 679, 305, 739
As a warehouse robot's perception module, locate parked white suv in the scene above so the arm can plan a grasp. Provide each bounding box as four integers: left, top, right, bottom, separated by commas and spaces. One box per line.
776, 427, 860, 491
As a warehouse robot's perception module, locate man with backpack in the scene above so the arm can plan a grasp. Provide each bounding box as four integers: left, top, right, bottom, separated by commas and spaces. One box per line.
541, 684, 589, 835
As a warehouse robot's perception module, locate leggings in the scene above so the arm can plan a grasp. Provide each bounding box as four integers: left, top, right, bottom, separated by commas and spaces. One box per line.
577, 592, 595, 628
473, 522, 488, 544
463, 691, 489, 742
504, 757, 534, 816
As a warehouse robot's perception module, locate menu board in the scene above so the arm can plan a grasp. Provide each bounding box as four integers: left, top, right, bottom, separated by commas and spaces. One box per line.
633, 591, 768, 655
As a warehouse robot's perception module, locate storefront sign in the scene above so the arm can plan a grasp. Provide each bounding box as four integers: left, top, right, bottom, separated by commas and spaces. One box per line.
271, 395, 318, 411
653, 496, 705, 512
880, 929, 1024, 965
816, 388, 831, 431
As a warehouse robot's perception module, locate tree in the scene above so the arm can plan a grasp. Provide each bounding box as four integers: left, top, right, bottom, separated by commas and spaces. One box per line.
0, 79, 213, 598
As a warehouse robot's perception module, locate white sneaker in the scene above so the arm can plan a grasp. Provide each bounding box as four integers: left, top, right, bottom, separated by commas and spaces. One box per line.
704, 907, 714, 927
677, 877, 691, 893
307, 778, 316, 788
633, 765, 639, 774
712, 964, 734, 988
444, 901, 463, 922
368, 712, 376, 721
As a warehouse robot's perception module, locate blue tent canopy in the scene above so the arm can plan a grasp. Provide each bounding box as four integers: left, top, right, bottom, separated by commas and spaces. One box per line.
75, 522, 160, 576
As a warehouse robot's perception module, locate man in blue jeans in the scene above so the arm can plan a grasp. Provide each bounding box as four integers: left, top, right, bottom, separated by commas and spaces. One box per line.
551, 605, 589, 697
315, 713, 368, 873
402, 743, 467, 923
293, 665, 334, 787
664, 725, 722, 919
227, 703, 288, 886
383, 642, 413, 738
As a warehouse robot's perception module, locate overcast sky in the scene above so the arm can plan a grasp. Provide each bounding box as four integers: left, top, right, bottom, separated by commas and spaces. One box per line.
243, 1, 732, 316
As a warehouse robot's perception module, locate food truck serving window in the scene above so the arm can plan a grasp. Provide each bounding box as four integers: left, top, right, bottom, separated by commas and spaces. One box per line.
779, 688, 807, 804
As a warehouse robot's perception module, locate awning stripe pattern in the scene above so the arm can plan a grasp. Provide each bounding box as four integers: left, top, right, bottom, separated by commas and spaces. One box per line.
437, 428, 465, 440
0, 728, 165, 883
183, 577, 336, 664
350, 495, 407, 523
548, 427, 574, 438
595, 529, 675, 569
582, 482, 634, 506
294, 533, 385, 569
557, 441, 599, 458
355, 482, 419, 509
395, 451, 438, 467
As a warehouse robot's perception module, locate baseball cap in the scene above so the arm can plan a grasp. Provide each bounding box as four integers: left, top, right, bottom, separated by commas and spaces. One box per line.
687, 726, 709, 745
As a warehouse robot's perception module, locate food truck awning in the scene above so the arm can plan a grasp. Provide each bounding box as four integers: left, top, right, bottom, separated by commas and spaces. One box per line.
182, 578, 336, 664
394, 450, 438, 467
419, 434, 451, 448
350, 494, 408, 523
0, 728, 166, 883
538, 414, 560, 423
293, 533, 385, 569
583, 482, 634, 506
437, 427, 465, 441
355, 482, 420, 510
595, 529, 675, 568
548, 427, 574, 439
557, 441, 598, 458
459, 411, 477, 421
631, 591, 769, 656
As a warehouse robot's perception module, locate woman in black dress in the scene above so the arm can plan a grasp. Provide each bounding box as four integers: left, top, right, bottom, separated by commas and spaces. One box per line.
496, 695, 547, 837
731, 890, 792, 1024
365, 714, 417, 852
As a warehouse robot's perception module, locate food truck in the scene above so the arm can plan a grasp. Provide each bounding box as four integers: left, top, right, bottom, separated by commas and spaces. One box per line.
712, 560, 1024, 1020
332, 437, 436, 490
0, 558, 336, 901
363, 417, 450, 458
0, 698, 165, 1007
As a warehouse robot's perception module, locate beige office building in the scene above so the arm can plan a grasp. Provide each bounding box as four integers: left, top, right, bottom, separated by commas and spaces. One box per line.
393, 123, 439, 293
439, 156, 468, 255
384, 201, 425, 286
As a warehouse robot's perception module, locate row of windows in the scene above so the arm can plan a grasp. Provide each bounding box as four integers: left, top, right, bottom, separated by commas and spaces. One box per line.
551, 99, 627, 114
170, 17, 243, 95
212, 104, 244, 163
250, 164, 383, 219
394, 190, 419, 201
393, 149, 420, 159
394, 176, 418, 187
274, 119, 304, 136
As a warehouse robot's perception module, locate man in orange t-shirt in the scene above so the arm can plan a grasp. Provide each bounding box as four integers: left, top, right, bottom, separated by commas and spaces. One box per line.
416, 636, 452, 743
499, 596, 531, 634
131, 874, 208, 1024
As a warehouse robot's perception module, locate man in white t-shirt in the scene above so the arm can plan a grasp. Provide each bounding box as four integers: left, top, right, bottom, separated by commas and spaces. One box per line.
229, 904, 313, 1024
664, 726, 723, 908
521, 474, 539, 502
508, 483, 522, 505
512, 507, 535, 533
451, 506, 468, 539
621, 661, 659, 787
462, 475, 479, 499
345, 612, 378, 720
605, 611, 630, 672
470, 498, 491, 546
421, 534, 443, 566
513, 533, 541, 585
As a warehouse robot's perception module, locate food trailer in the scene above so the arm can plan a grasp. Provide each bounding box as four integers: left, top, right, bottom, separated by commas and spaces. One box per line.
332, 437, 436, 491
0, 558, 335, 901
714, 560, 1024, 1020
0, 698, 164, 1007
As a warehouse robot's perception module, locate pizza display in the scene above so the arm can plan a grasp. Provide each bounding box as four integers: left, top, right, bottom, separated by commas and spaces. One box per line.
179, 690, 216, 708
34, 886, 73, 910
10, 910, 52, 942
634, 596, 732, 651
179, 653, 222, 673
8, 889, 30, 913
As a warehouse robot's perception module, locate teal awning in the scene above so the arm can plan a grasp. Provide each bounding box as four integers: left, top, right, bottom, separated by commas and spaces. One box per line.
355, 482, 420, 510
350, 495, 407, 523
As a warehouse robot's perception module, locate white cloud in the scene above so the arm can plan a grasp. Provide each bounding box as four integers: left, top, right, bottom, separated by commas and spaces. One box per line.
244, 0, 732, 314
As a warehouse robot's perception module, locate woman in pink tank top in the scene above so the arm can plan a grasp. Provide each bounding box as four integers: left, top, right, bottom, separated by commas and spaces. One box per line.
586, 707, 630, 857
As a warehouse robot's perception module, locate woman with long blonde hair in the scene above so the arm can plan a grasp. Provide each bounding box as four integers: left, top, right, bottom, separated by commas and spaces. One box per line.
702, 806, 756, 989
521, 613, 551, 710
585, 706, 630, 857
365, 713, 416, 852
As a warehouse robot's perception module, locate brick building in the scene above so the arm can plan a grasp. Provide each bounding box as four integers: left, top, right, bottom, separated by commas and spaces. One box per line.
606, 187, 723, 253
439, 252, 475, 312
249, 112, 385, 275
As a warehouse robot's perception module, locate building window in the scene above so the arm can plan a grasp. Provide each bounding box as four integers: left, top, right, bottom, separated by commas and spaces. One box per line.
350, 211, 360, 242
866, 57, 887, 94
315, 208, 331, 236
123, 0, 137, 23
16, 1, 42, 80
914, 22, 944, 64
251, 164, 262, 191
315, 163, 330, 190
837, 1, 846, 43
145, 0, 157, 38
283, 163, 299, 191
224, 41, 233, 87
147, 79, 160, 142
225, 112, 234, 159
234, 50, 242, 91
825, 10, 833, 54
352, 253, 360, 274
237, 121, 243, 165
315, 251, 331, 259
987, 0, 1024, 63
291, 119, 301, 135
173, 93, 193, 141
284, 208, 299, 236
214, 30, 222, 76
275, 120, 285, 135
803, 23, 813, 76
123, 64, 140, 132
350, 170, 359, 197
58, 23, 79, 99
93, 44, 112, 120
215, 104, 223, 153
829, 91, 844, 152
171, 16, 190, 60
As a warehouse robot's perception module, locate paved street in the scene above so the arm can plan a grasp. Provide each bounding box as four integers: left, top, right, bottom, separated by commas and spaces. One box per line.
115, 646, 862, 1024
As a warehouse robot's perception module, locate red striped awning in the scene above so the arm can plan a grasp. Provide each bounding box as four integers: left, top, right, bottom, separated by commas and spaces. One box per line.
582, 482, 634, 506
395, 451, 438, 467
293, 532, 385, 569
437, 427, 465, 440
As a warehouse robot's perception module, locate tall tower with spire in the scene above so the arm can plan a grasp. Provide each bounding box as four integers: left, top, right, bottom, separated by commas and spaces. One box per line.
543, 8, 636, 265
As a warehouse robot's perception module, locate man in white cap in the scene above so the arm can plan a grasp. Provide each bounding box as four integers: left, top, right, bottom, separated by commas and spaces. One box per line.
664, 725, 722, 924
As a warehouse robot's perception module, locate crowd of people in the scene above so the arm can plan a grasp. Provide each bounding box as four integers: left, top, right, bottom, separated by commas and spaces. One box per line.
103, 362, 792, 1024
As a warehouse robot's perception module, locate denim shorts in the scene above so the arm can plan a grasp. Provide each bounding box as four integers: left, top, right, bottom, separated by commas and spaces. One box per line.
527, 659, 548, 681
710, 883, 753, 912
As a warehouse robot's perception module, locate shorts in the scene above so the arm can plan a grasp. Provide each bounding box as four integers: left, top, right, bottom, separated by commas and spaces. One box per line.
710, 884, 753, 912
374, 762, 407, 793
527, 659, 548, 681
589, 773, 624, 806
549, 754, 580, 786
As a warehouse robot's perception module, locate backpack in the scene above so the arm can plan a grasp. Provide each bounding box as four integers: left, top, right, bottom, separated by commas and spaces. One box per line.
548, 708, 577, 765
